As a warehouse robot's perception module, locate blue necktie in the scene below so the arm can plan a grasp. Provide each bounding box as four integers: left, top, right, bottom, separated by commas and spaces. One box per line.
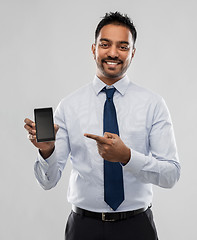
103, 87, 124, 211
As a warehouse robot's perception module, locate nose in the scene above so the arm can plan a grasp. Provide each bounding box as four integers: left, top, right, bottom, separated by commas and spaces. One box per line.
107, 45, 119, 58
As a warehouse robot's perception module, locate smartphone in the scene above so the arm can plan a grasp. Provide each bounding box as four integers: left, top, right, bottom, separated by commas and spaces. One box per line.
34, 107, 55, 142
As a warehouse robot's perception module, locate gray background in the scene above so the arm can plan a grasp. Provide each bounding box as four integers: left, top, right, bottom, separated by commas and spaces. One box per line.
0, 0, 196, 239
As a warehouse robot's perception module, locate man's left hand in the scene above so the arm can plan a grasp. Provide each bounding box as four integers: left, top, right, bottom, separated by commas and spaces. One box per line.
84, 132, 131, 165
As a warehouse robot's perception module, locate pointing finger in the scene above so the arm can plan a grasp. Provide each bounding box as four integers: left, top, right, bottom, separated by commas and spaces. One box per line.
84, 133, 101, 141
84, 133, 109, 144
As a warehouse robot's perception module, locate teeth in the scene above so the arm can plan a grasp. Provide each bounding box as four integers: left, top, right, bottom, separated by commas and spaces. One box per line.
106, 62, 118, 65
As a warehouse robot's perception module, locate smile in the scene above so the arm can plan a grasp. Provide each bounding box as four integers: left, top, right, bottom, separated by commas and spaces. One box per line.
106, 62, 118, 65
104, 61, 122, 66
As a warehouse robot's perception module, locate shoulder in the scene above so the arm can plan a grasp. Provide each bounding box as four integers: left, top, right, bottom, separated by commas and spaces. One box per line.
128, 81, 163, 104
60, 82, 92, 105
55, 82, 94, 115
127, 81, 171, 121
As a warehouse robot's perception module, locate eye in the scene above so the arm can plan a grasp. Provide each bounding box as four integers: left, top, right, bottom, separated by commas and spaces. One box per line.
119, 45, 129, 51
100, 43, 109, 48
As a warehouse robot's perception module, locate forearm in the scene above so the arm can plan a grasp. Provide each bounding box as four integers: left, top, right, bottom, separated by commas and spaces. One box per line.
34, 149, 62, 190
126, 97, 181, 188
124, 149, 180, 188
34, 101, 71, 190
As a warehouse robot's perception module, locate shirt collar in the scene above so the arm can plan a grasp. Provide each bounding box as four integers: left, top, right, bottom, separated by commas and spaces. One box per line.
92, 75, 130, 96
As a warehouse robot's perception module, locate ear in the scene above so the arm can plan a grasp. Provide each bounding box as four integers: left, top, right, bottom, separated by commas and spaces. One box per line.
91, 43, 96, 59
132, 48, 136, 58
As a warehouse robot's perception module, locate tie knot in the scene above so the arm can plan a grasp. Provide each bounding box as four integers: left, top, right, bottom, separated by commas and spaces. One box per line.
104, 87, 116, 100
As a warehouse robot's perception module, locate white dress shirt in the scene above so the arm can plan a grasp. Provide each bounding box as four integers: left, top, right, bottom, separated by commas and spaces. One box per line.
34, 75, 180, 212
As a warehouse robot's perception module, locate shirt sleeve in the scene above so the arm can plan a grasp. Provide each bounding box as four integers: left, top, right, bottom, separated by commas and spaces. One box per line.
34, 101, 71, 190
124, 98, 180, 188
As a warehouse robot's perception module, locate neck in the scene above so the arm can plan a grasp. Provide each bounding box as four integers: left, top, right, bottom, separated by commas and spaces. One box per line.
96, 74, 125, 85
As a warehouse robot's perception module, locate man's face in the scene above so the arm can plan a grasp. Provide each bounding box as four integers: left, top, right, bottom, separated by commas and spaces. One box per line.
92, 24, 135, 84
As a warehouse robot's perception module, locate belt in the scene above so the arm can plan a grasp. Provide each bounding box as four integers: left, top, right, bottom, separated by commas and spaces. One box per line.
72, 205, 148, 222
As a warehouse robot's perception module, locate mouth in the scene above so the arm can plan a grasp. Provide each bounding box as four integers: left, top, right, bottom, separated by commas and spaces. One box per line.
103, 60, 122, 66
105, 62, 119, 66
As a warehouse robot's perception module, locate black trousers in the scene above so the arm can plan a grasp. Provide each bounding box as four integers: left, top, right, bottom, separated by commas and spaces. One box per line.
65, 208, 158, 240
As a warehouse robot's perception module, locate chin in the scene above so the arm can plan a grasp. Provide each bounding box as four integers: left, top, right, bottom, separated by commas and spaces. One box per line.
103, 70, 124, 79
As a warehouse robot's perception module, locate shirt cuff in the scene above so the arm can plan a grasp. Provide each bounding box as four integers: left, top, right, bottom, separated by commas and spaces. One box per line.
123, 149, 146, 176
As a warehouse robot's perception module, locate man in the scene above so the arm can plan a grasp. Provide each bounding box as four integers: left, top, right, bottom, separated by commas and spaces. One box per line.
24, 12, 180, 240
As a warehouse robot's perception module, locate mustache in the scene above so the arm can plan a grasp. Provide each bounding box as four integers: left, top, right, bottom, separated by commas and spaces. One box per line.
101, 57, 123, 64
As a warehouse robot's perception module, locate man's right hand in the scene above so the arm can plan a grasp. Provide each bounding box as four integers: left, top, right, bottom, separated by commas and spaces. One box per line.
24, 118, 59, 159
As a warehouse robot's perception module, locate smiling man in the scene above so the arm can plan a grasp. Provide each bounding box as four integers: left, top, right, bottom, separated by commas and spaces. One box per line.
93, 19, 135, 85
24, 12, 180, 240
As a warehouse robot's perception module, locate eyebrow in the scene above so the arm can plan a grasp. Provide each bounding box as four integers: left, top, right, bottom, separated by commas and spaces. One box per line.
119, 41, 130, 45
99, 38, 130, 45
100, 38, 110, 42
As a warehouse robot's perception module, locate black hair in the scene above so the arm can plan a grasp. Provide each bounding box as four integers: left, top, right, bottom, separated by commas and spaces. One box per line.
95, 11, 137, 46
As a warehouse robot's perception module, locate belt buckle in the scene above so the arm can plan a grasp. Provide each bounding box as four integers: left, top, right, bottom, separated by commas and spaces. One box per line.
102, 213, 115, 222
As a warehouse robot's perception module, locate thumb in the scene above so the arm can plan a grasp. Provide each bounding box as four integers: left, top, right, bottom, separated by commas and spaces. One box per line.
104, 132, 117, 139
54, 124, 59, 135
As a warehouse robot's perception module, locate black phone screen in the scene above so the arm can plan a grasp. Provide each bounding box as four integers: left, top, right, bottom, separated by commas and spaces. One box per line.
34, 107, 55, 142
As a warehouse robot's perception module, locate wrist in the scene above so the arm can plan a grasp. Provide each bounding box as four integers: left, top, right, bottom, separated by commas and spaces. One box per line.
39, 145, 55, 159
121, 147, 131, 165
